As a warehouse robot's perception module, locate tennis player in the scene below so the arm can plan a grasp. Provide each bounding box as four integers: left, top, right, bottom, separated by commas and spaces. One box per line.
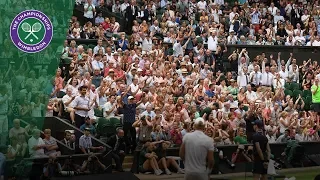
179, 117, 214, 180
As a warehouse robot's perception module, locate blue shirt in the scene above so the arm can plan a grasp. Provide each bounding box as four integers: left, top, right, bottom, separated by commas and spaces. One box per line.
123, 103, 137, 124
205, 90, 215, 98
118, 39, 129, 51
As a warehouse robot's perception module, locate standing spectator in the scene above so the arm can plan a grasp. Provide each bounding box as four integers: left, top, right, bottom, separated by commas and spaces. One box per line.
122, 95, 141, 153
125, 0, 138, 34
312, 77, 320, 118
84, 0, 96, 24
107, 128, 126, 172
71, 85, 90, 128
0, 85, 8, 145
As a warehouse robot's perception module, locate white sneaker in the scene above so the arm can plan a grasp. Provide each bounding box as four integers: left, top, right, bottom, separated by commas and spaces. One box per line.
155, 169, 162, 176
177, 169, 185, 174
165, 168, 172, 175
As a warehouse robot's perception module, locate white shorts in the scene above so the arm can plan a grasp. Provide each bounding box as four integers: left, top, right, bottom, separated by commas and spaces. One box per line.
0, 115, 8, 134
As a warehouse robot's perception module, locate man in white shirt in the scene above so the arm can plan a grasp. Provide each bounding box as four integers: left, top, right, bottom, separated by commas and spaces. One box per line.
245, 85, 258, 103
207, 31, 218, 52
104, 95, 117, 118
28, 129, 47, 158
91, 54, 104, 71
260, 61, 274, 87
237, 67, 250, 88
93, 40, 105, 55
273, 73, 285, 90
173, 39, 184, 57
71, 86, 91, 128
249, 65, 262, 87
179, 117, 214, 180
62, 88, 76, 124
197, 0, 207, 12
268, 3, 278, 15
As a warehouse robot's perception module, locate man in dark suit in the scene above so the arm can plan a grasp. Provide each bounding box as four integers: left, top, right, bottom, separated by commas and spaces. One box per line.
107, 128, 126, 172
195, 21, 206, 36
143, 4, 155, 24
125, 0, 138, 34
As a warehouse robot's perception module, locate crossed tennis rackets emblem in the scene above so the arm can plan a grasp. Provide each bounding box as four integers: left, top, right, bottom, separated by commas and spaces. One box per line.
21, 22, 42, 41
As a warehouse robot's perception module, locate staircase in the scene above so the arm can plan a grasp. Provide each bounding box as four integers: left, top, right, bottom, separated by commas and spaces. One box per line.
112, 155, 134, 171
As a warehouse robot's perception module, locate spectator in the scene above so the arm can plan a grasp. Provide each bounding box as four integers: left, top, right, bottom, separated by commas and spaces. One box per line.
0, 145, 7, 180
107, 128, 126, 172
80, 154, 107, 174
28, 129, 47, 158
42, 155, 62, 179
9, 119, 27, 140
80, 117, 97, 136
43, 129, 61, 156
79, 127, 104, 154
0, 84, 8, 145
71, 85, 91, 127
138, 141, 164, 175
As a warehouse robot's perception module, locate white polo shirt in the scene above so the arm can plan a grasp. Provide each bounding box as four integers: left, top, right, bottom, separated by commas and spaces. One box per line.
183, 130, 214, 173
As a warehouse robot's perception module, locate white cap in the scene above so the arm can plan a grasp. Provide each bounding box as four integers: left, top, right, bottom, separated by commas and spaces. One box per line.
194, 117, 205, 125
128, 96, 135, 100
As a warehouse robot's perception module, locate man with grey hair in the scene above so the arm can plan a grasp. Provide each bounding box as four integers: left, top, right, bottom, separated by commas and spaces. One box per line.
28, 129, 47, 158
179, 117, 214, 180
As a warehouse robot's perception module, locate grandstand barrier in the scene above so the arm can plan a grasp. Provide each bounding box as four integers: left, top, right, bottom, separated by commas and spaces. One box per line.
61, 39, 319, 65
4, 153, 106, 180
131, 141, 320, 174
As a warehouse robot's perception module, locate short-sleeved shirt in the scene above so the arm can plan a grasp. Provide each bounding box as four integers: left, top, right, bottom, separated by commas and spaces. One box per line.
183, 130, 215, 173
234, 135, 248, 144
43, 137, 58, 155
311, 85, 320, 103
252, 131, 268, 161
79, 135, 92, 153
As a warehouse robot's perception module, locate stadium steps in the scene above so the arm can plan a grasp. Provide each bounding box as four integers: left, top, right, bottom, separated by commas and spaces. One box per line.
112, 155, 134, 171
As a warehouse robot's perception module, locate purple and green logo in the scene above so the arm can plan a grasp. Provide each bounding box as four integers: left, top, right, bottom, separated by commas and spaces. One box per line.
10, 10, 53, 53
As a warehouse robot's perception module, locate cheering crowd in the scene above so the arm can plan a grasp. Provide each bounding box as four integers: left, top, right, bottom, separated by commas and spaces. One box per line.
2, 0, 320, 179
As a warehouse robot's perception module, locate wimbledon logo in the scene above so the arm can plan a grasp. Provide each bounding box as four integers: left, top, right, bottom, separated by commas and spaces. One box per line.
10, 10, 53, 53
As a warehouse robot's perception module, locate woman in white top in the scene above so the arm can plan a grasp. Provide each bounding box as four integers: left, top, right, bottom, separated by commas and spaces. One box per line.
279, 111, 290, 134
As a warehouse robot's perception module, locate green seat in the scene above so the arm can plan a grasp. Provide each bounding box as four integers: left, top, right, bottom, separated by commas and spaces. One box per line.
302, 90, 312, 98
88, 44, 95, 49
94, 108, 103, 117
97, 117, 116, 137
290, 82, 300, 91
109, 117, 121, 126
284, 89, 293, 97
284, 82, 291, 90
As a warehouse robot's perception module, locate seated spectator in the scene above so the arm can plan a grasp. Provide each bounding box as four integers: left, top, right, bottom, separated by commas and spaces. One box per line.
80, 117, 97, 136
107, 128, 126, 172
151, 125, 170, 141
28, 129, 47, 158
0, 145, 6, 180
79, 128, 104, 154
43, 129, 61, 156
155, 141, 185, 174
24, 119, 38, 137
42, 155, 62, 179
138, 141, 164, 175
80, 154, 107, 174
230, 145, 253, 167
61, 156, 81, 176
61, 130, 76, 150
7, 136, 24, 159
234, 127, 248, 145
9, 119, 27, 140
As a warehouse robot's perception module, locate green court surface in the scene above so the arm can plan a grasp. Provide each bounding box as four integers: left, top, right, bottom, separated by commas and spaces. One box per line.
231, 169, 319, 180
